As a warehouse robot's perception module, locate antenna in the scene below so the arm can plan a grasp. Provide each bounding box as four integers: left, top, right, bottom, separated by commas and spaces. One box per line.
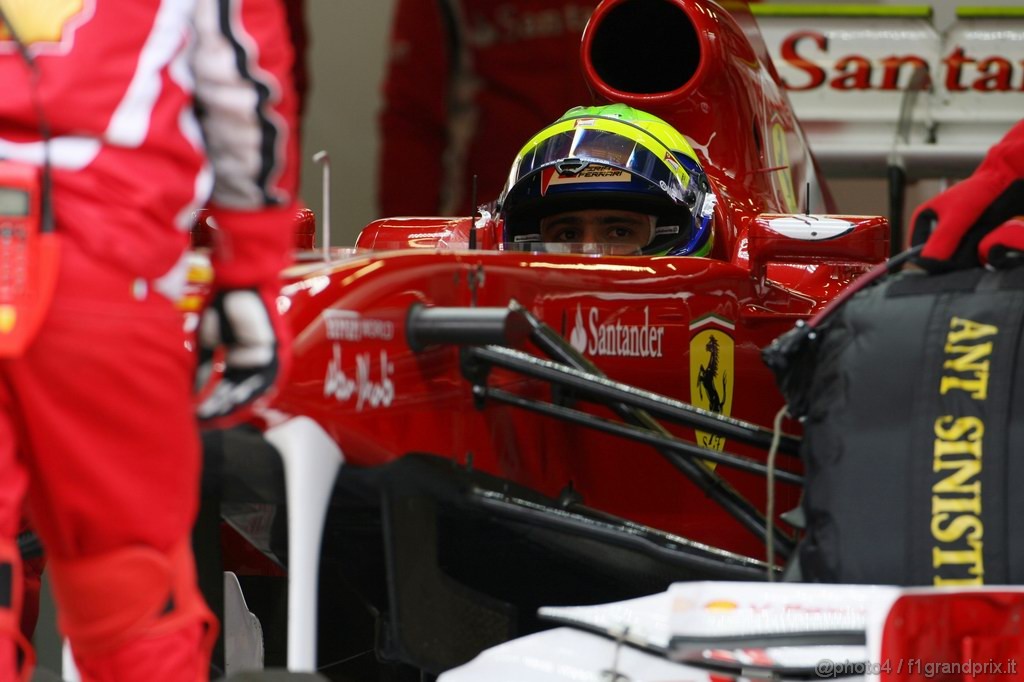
312, 151, 330, 260
887, 63, 929, 255
804, 181, 810, 215
469, 174, 479, 250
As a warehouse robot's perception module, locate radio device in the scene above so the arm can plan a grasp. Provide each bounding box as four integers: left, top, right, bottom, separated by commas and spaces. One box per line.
0, 160, 57, 356
0, 9, 61, 357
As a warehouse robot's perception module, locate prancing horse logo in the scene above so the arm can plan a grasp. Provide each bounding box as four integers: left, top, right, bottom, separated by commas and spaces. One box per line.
697, 334, 728, 413
689, 315, 735, 453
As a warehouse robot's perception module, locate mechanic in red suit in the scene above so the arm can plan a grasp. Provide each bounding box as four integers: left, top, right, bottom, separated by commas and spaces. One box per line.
0, 0, 298, 678
911, 119, 1024, 270
377, 0, 598, 217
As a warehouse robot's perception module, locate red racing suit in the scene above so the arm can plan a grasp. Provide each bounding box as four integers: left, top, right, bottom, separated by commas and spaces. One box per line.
0, 0, 298, 679
378, 0, 598, 216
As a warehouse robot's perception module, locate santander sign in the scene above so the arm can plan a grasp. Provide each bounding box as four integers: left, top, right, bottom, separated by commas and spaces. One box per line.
779, 30, 1023, 93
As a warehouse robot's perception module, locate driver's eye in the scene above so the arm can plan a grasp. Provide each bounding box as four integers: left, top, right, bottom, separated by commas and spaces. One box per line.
607, 226, 636, 241
554, 229, 580, 242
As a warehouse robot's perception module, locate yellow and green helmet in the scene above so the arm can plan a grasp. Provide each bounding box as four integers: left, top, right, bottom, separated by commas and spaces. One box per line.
498, 104, 715, 256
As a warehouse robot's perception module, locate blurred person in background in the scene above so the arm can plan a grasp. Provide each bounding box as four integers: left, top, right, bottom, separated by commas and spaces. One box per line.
377, 0, 598, 217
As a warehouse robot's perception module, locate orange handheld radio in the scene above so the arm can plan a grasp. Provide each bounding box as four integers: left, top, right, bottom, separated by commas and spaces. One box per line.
0, 160, 59, 357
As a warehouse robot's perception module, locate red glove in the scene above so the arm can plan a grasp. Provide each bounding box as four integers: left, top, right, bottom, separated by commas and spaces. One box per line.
911, 120, 1024, 271
195, 205, 295, 427
979, 217, 1024, 269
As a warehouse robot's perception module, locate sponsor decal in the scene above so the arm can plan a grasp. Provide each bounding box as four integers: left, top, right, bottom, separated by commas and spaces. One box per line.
931, 316, 996, 586
689, 315, 735, 452
778, 30, 1024, 93
663, 151, 682, 173
540, 163, 630, 196
703, 600, 739, 612
464, 4, 591, 46
0, 0, 89, 47
767, 215, 855, 241
568, 303, 665, 358
323, 344, 395, 411
322, 310, 395, 342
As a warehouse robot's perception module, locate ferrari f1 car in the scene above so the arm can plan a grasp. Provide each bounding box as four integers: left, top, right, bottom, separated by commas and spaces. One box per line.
196, 0, 893, 677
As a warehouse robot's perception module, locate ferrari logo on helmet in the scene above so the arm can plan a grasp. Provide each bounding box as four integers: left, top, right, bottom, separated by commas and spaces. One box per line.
0, 0, 87, 46
541, 163, 631, 196
663, 152, 681, 173
689, 314, 735, 453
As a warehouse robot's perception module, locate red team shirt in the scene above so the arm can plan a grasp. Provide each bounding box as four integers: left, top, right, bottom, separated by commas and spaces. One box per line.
0, 0, 299, 285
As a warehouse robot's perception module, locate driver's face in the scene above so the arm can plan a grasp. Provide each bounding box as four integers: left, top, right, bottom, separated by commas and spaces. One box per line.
539, 209, 653, 249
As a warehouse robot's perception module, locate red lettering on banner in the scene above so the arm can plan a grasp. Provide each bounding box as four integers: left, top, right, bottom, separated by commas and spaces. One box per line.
944, 47, 974, 92
880, 55, 930, 90
973, 57, 1013, 92
830, 56, 872, 90
775, 31, 1024, 93
779, 30, 827, 91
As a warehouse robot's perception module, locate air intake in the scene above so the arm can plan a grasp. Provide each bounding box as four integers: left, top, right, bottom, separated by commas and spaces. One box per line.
587, 0, 701, 95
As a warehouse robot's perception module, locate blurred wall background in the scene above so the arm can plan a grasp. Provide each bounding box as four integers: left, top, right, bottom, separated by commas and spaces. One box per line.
300, 0, 396, 247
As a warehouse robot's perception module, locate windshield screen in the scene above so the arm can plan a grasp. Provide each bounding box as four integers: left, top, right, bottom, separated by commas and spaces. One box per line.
500, 241, 643, 256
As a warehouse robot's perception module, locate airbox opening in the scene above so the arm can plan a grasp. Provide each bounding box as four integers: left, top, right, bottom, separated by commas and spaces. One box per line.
588, 0, 700, 94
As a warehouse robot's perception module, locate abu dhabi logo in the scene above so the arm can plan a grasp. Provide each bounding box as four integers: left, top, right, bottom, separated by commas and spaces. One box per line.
568, 303, 665, 358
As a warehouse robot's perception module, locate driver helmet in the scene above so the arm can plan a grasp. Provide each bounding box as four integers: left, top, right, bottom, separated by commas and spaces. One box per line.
498, 103, 715, 256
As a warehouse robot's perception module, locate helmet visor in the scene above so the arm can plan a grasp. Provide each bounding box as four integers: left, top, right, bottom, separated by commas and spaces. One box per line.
504, 120, 700, 210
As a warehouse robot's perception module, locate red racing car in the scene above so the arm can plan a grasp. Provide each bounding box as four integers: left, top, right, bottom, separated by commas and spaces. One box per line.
194, 0, 891, 677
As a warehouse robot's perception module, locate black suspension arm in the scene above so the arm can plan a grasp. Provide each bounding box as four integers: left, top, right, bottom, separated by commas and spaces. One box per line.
474, 385, 803, 486
465, 344, 802, 457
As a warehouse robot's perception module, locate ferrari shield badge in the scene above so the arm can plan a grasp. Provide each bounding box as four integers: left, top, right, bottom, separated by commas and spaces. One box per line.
689, 314, 735, 452
0, 0, 87, 45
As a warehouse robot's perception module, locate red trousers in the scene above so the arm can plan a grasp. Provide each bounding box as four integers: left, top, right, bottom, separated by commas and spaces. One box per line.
0, 239, 214, 680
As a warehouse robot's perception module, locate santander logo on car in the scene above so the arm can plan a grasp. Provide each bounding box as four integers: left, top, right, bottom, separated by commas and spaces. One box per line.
569, 303, 665, 359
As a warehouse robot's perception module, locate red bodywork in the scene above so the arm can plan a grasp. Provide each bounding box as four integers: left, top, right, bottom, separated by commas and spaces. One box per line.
213, 0, 890, 562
